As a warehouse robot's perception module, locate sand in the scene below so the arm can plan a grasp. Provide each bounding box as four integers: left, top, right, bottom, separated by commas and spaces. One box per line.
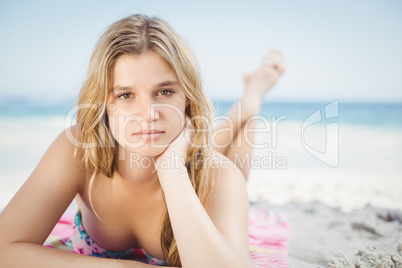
279, 201, 402, 268
246, 168, 402, 268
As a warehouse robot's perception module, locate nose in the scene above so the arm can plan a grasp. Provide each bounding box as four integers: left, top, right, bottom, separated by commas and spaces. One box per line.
136, 96, 159, 123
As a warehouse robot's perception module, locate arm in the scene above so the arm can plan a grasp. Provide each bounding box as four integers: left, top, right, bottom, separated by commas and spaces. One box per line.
0, 127, 170, 268
156, 152, 252, 268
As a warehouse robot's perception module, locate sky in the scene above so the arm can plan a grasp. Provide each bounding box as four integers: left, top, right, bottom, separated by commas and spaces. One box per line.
0, 0, 401, 103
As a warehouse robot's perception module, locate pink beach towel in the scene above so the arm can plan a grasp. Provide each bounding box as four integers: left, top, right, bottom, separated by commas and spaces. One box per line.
44, 212, 76, 253
44, 205, 291, 267
248, 205, 291, 267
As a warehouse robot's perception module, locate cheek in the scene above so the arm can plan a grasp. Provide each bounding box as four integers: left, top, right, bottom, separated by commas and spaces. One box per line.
163, 106, 186, 128
107, 112, 146, 143
165, 96, 187, 122
106, 108, 131, 144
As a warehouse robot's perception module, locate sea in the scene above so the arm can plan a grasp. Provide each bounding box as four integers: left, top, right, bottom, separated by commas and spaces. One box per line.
1, 97, 401, 208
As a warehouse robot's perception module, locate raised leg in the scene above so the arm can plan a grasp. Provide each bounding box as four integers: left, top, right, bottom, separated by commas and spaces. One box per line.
212, 50, 285, 182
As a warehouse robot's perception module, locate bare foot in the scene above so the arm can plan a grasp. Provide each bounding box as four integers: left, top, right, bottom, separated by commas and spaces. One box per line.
241, 50, 286, 120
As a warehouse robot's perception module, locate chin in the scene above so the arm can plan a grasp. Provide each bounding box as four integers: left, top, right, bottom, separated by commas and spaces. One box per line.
118, 133, 176, 159
128, 144, 168, 158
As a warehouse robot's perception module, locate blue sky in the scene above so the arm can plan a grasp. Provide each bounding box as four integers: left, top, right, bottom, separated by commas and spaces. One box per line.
0, 0, 401, 103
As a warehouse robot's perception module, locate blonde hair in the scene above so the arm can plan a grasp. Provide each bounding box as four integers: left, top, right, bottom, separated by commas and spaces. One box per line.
75, 14, 215, 266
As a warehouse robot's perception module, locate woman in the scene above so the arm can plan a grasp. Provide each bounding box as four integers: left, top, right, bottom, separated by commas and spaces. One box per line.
0, 14, 285, 267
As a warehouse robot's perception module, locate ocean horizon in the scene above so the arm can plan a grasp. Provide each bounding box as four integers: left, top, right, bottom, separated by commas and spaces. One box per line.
1, 97, 401, 129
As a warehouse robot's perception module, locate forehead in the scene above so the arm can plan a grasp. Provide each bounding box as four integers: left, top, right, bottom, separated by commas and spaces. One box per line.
110, 51, 177, 87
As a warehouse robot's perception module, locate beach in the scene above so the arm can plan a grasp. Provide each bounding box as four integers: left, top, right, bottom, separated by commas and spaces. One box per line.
1, 100, 402, 267
245, 104, 402, 267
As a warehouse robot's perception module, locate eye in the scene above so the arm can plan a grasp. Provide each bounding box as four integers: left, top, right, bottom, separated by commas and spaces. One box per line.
118, 93, 132, 99
157, 89, 174, 96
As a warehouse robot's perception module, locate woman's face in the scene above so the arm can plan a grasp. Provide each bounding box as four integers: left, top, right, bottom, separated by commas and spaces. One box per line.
107, 51, 187, 158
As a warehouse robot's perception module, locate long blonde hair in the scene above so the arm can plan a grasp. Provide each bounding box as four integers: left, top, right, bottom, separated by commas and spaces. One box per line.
75, 14, 215, 266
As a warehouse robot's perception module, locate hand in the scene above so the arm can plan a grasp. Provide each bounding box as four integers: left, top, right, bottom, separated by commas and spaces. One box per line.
243, 50, 286, 100
154, 115, 194, 174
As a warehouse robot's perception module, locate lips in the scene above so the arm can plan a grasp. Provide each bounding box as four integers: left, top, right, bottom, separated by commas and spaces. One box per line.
133, 129, 165, 141
133, 129, 164, 135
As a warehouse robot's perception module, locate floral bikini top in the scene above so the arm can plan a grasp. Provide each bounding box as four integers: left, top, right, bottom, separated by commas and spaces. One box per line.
65, 211, 167, 266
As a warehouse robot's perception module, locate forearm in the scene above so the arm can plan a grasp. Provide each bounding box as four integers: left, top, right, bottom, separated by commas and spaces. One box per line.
0, 242, 169, 268
158, 167, 250, 268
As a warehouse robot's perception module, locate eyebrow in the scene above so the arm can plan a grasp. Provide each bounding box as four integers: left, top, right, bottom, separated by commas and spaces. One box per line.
112, 80, 179, 92
157, 80, 179, 88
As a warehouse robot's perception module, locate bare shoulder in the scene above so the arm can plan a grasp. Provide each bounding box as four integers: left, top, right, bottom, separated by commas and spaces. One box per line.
207, 150, 247, 193
51, 125, 87, 178
56, 125, 88, 189
28, 124, 88, 193
205, 149, 249, 212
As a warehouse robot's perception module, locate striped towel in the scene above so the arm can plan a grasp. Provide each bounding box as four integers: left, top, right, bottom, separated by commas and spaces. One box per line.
44, 212, 76, 253
45, 204, 291, 267
249, 205, 291, 268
